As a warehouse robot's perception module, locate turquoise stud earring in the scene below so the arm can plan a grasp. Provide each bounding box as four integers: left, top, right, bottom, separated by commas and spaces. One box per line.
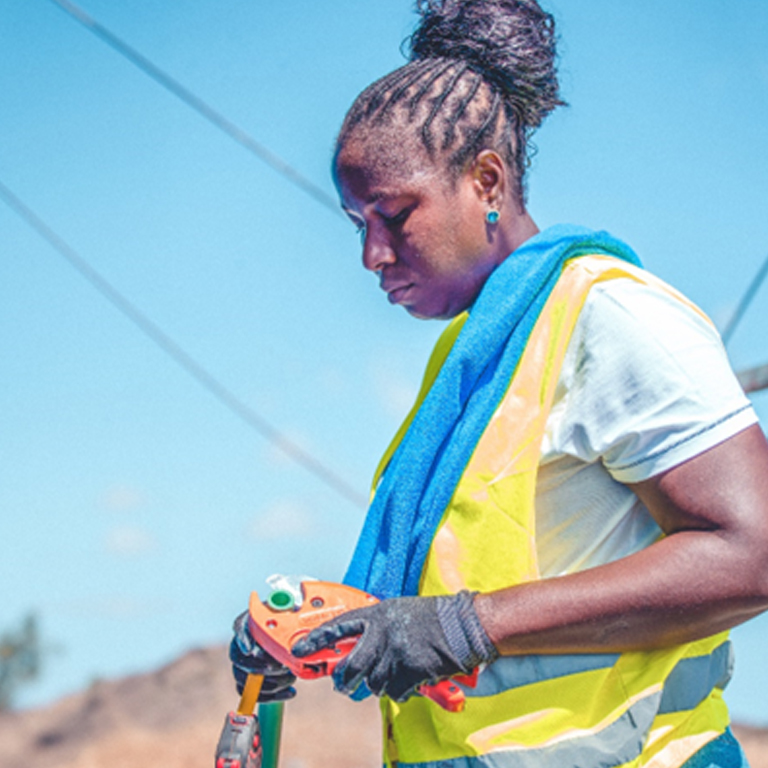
486, 209, 500, 225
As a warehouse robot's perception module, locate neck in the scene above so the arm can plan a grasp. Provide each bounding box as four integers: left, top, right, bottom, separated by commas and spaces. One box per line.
495, 210, 540, 265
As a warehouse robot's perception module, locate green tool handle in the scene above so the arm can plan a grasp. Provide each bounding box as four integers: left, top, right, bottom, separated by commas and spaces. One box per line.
257, 701, 284, 768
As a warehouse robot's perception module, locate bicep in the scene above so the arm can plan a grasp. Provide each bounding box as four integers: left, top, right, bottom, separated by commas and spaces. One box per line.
628, 424, 768, 545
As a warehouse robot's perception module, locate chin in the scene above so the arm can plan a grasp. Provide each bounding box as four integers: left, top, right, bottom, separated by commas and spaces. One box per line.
405, 306, 456, 321
403, 303, 435, 320
401, 293, 465, 320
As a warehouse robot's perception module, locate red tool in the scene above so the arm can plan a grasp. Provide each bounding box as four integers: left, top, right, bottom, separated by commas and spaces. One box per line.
247, 580, 477, 712
215, 711, 261, 768
215, 674, 265, 768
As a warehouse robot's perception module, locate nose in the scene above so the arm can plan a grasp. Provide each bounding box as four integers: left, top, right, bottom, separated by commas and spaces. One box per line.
361, 223, 396, 273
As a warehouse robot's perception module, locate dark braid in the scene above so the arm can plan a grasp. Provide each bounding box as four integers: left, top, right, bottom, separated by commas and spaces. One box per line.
344, 59, 436, 129
337, 0, 565, 204
444, 70, 482, 143
420, 62, 469, 153
379, 60, 448, 119
409, 60, 462, 121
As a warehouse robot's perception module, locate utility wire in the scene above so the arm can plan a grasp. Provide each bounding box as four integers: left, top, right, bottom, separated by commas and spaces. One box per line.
0, 179, 367, 508
46, 0, 343, 218
721, 252, 768, 395
721, 251, 768, 346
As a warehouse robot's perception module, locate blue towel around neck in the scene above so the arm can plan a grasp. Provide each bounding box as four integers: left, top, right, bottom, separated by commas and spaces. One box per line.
344, 225, 642, 600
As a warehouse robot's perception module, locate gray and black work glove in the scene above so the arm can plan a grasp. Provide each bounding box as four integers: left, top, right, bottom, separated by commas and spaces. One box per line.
291, 591, 498, 703
229, 611, 297, 703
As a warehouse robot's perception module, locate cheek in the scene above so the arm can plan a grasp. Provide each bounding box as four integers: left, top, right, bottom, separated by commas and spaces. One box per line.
445, 219, 490, 278
445, 193, 487, 255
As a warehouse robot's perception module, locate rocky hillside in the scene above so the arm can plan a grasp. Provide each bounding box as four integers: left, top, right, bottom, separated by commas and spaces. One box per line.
0, 646, 765, 768
0, 646, 380, 768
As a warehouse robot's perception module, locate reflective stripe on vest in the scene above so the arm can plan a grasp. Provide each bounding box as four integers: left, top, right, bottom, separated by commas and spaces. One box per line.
396, 692, 663, 768
459, 640, 732, 713
377, 257, 731, 768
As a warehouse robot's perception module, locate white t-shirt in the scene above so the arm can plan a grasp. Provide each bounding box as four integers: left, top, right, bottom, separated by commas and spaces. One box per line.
535, 273, 757, 578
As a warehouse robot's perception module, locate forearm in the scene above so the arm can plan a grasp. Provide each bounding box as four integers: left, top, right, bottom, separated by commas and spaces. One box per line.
475, 527, 768, 655
475, 425, 768, 655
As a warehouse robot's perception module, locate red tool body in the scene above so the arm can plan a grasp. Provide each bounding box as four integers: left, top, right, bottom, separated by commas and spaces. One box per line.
215, 673, 267, 768
215, 712, 261, 768
247, 580, 477, 712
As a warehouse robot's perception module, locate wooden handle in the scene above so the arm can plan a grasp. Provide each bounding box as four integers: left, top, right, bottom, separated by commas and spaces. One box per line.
237, 673, 264, 715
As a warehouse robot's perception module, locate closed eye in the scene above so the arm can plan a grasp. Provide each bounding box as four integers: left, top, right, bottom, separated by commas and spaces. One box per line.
382, 206, 412, 229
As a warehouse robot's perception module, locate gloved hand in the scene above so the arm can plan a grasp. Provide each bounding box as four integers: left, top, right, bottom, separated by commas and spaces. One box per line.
291, 591, 498, 703
229, 611, 297, 703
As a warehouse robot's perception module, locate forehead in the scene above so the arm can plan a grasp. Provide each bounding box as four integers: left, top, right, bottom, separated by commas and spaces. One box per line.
335, 129, 419, 183
333, 128, 450, 202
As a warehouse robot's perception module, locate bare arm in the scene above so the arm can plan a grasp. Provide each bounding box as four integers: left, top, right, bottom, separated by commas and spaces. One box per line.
474, 424, 768, 654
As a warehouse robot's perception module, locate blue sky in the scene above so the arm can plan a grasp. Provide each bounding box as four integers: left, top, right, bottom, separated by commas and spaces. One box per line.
2, 0, 767, 721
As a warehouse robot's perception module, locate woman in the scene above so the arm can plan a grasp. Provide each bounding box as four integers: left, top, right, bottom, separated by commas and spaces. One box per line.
231, 1, 768, 765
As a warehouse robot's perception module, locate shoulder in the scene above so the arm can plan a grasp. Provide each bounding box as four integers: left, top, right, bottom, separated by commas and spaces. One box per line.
580, 271, 712, 345
548, 268, 757, 483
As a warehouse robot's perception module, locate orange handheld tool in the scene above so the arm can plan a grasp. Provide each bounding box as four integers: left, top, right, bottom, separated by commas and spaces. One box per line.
247, 580, 477, 712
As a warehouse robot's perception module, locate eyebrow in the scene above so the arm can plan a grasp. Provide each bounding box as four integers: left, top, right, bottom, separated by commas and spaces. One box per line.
341, 189, 410, 219
340, 193, 388, 218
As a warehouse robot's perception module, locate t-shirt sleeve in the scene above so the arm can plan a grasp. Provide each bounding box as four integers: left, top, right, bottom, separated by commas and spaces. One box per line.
551, 276, 758, 484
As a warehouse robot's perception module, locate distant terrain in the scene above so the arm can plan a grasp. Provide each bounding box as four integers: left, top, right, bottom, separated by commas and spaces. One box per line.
0, 646, 765, 768
0, 646, 380, 768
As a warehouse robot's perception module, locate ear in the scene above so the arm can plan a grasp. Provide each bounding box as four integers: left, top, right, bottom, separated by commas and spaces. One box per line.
470, 150, 506, 208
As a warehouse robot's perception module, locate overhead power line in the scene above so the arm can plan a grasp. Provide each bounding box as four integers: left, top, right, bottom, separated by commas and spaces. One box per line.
0, 179, 367, 508
46, 0, 343, 218
721, 251, 768, 346
725, 253, 768, 396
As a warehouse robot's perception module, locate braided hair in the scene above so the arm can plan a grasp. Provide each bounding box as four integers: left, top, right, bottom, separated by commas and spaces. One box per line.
337, 0, 565, 205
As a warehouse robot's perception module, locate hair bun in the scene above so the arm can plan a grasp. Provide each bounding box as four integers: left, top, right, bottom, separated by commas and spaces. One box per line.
408, 0, 563, 129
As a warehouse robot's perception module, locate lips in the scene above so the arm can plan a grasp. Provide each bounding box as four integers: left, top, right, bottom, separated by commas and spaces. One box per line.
383, 283, 412, 304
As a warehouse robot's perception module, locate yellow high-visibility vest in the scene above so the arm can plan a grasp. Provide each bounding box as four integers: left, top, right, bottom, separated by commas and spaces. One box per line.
374, 256, 731, 768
